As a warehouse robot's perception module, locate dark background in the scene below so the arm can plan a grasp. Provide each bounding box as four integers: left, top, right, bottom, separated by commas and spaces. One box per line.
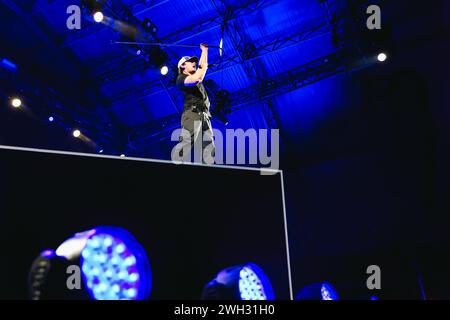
0, 147, 289, 300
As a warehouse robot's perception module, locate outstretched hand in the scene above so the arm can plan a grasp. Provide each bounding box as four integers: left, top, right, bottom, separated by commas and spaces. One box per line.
200, 43, 209, 51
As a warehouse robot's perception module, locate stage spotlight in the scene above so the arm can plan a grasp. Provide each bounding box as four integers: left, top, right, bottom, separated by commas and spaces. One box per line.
52, 227, 152, 300
73, 129, 81, 138
48, 116, 54, 122
11, 98, 22, 108
99, 149, 104, 153
82, 0, 104, 23
80, 228, 151, 300
160, 65, 169, 76
377, 53, 387, 62
29, 249, 90, 300
202, 263, 275, 300
295, 282, 339, 300
120, 154, 126, 157
321, 282, 338, 300
93, 11, 104, 23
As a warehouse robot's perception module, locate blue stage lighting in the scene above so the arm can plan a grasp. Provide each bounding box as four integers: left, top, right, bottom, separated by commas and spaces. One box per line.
238, 265, 272, 300
41, 249, 56, 258
202, 263, 275, 300
72, 129, 81, 138
295, 282, 339, 300
320, 282, 339, 300
93, 11, 104, 23
1, 58, 18, 71
80, 227, 152, 300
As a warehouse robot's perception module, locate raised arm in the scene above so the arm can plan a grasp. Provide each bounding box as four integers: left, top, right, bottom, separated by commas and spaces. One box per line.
199, 43, 208, 69
184, 44, 209, 86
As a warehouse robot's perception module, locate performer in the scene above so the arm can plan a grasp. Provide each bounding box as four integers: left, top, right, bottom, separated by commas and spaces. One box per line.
175, 43, 215, 164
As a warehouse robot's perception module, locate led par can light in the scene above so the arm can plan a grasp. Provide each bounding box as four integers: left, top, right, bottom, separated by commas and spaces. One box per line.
202, 263, 275, 300
48, 226, 152, 300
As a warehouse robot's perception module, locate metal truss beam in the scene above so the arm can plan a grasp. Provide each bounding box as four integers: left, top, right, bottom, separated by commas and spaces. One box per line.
70, 0, 182, 111
229, 49, 353, 111
94, 0, 277, 81
128, 47, 361, 146
106, 15, 331, 105
108, 0, 375, 107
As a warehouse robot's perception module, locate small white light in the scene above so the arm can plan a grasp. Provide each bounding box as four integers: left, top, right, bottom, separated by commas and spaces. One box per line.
73, 129, 81, 138
124, 256, 136, 266
129, 273, 139, 282
48, 116, 54, 122
115, 244, 125, 253
160, 65, 169, 75
99, 149, 104, 153
93, 12, 104, 23
127, 288, 137, 298
120, 154, 126, 157
377, 53, 387, 62
103, 237, 113, 247
11, 98, 22, 108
